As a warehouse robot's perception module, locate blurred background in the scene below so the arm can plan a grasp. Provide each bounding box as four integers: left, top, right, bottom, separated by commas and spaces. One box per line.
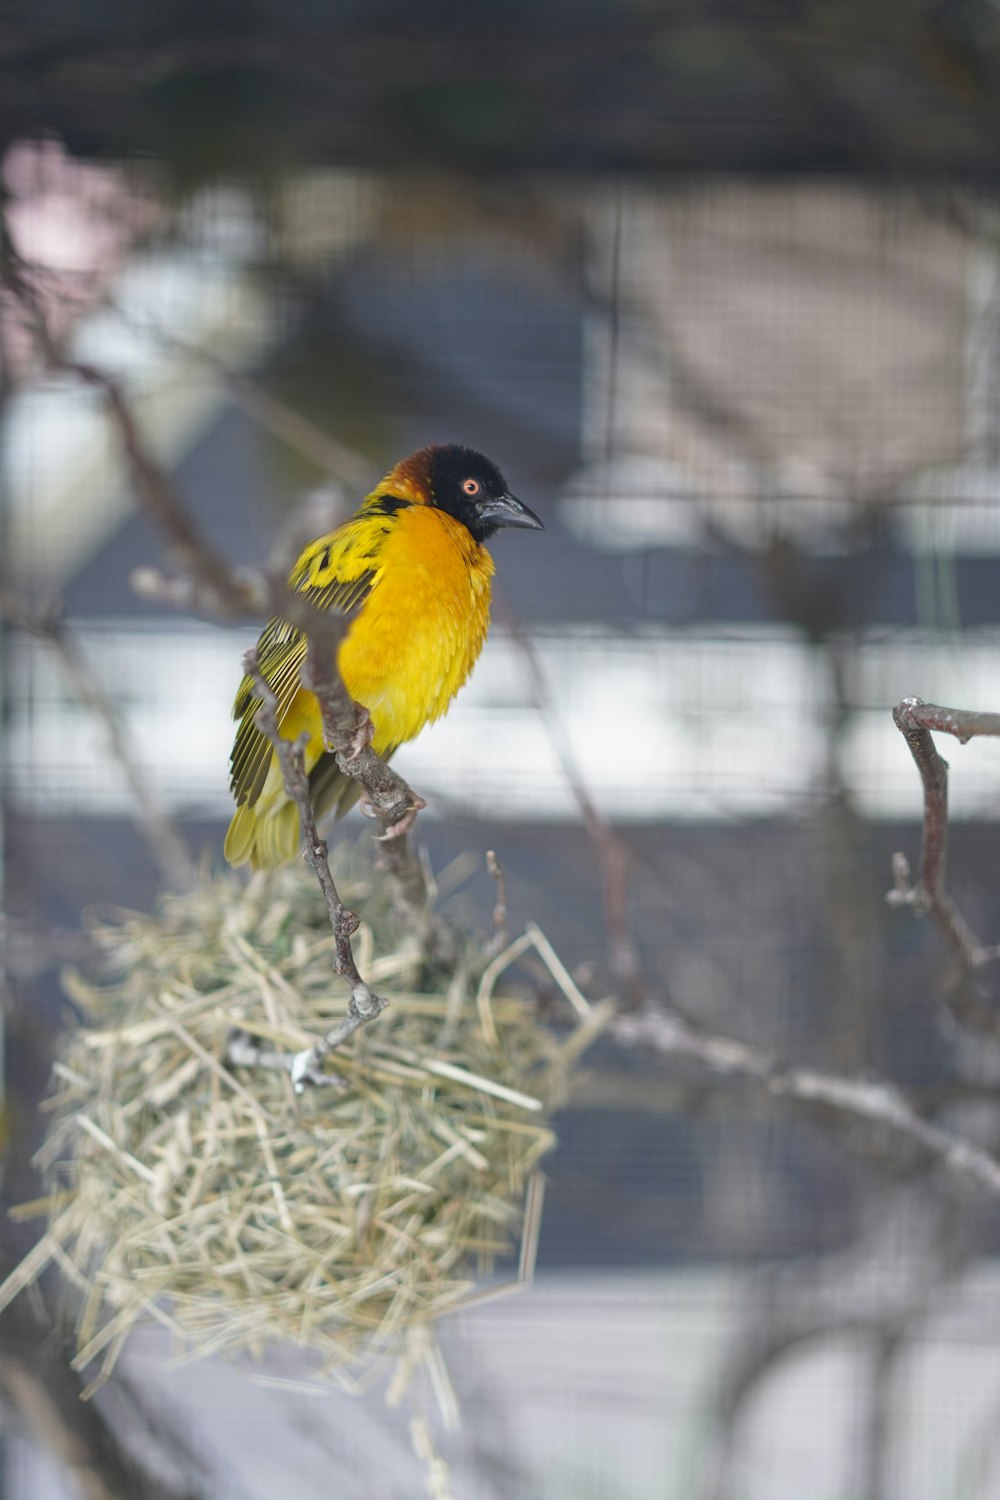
4, 3, 1000, 1497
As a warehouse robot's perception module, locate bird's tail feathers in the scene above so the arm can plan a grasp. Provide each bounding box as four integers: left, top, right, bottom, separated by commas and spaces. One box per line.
222, 749, 395, 872
224, 799, 302, 872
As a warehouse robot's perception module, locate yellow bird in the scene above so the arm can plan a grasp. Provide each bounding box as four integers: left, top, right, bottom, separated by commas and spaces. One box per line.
225, 443, 543, 870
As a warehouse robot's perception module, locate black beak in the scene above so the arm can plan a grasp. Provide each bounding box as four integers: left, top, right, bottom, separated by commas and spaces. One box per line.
478, 492, 544, 532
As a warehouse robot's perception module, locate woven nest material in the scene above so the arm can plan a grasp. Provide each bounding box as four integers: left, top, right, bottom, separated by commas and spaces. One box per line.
16, 855, 607, 1396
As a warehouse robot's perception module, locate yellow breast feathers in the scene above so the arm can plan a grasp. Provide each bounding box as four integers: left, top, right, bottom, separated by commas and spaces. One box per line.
336, 502, 495, 750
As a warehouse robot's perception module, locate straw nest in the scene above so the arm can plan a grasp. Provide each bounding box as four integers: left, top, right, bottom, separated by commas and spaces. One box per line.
18, 854, 606, 1395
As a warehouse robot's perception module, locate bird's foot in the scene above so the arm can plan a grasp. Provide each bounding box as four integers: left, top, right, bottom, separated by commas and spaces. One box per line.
359, 793, 428, 840
341, 705, 374, 761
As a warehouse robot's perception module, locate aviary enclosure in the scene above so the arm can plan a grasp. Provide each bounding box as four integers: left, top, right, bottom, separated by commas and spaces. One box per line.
3, 6, 1000, 1497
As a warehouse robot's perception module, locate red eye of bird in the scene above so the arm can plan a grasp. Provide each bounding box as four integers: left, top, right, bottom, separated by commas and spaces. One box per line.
461, 478, 481, 497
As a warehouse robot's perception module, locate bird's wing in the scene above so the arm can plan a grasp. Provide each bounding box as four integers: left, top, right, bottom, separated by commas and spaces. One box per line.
229, 526, 380, 808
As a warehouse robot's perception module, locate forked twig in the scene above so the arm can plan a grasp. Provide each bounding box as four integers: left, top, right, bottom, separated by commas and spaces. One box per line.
886, 696, 1000, 974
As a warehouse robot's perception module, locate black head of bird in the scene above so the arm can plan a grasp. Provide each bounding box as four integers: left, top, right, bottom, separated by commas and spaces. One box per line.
417, 444, 544, 542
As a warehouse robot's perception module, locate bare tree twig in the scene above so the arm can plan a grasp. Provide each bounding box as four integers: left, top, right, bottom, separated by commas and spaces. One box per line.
223, 1030, 343, 1085
233, 651, 388, 1090
1, 216, 260, 616
890, 698, 1000, 746
693, 1171, 973, 1500
694, 1313, 904, 1500
299, 634, 426, 842
612, 1005, 1000, 1199
0, 589, 197, 892
106, 302, 373, 490
484, 849, 508, 957
886, 696, 1000, 972
494, 591, 643, 1005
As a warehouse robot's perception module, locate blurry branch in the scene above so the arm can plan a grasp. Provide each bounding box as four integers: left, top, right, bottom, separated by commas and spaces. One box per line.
0, 1006, 210, 1499
107, 301, 373, 490
0, 1295, 206, 1500
612, 1005, 1000, 1198
695, 1314, 907, 1500
887, 696, 1000, 974
197, 366, 371, 490
0, 214, 262, 617
232, 651, 387, 1091
484, 849, 508, 957
0, 589, 197, 892
494, 593, 643, 1005
862, 1328, 905, 1500
693, 1188, 962, 1500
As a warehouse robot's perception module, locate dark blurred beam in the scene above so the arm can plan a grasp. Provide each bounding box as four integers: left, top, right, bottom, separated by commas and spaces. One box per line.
2, 2, 1000, 180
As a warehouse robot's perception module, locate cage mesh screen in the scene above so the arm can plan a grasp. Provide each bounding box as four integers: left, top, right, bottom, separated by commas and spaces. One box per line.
4, 153, 1000, 1500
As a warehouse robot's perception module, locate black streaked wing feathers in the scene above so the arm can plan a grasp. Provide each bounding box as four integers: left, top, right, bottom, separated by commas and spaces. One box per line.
229, 566, 376, 807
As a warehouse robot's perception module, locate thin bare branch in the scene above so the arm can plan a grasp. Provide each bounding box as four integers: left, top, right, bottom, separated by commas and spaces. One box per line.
894, 700, 1000, 745
107, 303, 373, 490
0, 590, 197, 892
495, 591, 643, 1004
299, 634, 426, 842
612, 1004, 1000, 1199
887, 696, 1000, 972
484, 849, 509, 957
237, 651, 388, 1089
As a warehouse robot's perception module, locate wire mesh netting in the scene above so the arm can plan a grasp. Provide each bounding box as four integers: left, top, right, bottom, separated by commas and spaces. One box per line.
4, 132, 1000, 1500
